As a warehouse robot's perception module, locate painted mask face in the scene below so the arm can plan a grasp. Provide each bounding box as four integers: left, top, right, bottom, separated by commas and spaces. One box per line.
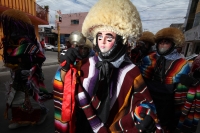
97, 31, 116, 53
158, 39, 172, 54
136, 41, 151, 54
78, 46, 90, 58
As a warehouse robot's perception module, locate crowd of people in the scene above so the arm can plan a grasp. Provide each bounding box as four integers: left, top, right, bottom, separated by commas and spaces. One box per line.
1, 0, 200, 133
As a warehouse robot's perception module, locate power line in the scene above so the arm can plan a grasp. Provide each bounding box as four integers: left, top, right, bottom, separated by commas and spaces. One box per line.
138, 3, 187, 8
73, 0, 91, 8
139, 0, 177, 12
142, 9, 187, 11
142, 17, 185, 21
139, 6, 187, 11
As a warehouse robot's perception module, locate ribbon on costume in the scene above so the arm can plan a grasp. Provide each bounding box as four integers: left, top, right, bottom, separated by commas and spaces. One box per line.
61, 63, 77, 122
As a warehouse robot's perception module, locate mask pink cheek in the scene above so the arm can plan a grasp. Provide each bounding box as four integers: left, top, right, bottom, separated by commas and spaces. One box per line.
107, 42, 115, 50
158, 44, 164, 49
167, 45, 171, 49
98, 40, 101, 45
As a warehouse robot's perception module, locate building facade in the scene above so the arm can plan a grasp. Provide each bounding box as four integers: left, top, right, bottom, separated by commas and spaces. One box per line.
39, 27, 56, 45
53, 12, 88, 44
170, 23, 184, 32
0, 0, 49, 60
183, 0, 200, 57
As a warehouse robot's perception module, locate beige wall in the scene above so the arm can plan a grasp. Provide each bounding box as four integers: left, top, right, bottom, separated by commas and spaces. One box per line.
34, 25, 39, 40
57, 12, 88, 34
196, 1, 200, 14
0, 22, 3, 60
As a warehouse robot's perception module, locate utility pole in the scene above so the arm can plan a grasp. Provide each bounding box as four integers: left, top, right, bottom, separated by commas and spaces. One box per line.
56, 10, 62, 62
57, 22, 60, 62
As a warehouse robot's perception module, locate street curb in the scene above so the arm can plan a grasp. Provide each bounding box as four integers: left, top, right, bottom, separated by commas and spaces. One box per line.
0, 62, 59, 73
43, 62, 59, 67
0, 67, 9, 72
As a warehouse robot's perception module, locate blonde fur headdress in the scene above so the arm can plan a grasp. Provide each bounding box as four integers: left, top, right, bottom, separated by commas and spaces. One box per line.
137, 31, 155, 46
155, 27, 185, 47
1, 9, 31, 24
82, 0, 142, 45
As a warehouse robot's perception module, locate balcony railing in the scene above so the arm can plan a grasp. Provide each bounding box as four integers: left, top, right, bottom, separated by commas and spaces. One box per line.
36, 3, 48, 22
0, 0, 48, 22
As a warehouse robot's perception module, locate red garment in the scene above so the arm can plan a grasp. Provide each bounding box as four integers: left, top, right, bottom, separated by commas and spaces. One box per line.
62, 65, 76, 122
40, 41, 45, 48
57, 61, 77, 133
191, 54, 200, 72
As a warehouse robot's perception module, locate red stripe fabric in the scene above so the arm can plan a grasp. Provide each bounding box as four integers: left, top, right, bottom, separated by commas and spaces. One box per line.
61, 65, 76, 122
61, 65, 77, 133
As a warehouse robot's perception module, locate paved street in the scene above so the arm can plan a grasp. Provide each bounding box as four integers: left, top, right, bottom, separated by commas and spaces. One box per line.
44, 50, 60, 64
0, 64, 59, 133
0, 50, 59, 133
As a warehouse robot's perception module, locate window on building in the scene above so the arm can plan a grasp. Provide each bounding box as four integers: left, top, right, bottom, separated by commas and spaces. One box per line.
195, 43, 200, 54
71, 20, 79, 25
0, 23, 2, 44
0, 22, 2, 32
193, 12, 200, 27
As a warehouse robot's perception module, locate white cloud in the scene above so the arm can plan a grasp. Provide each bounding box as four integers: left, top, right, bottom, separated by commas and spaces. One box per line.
36, 0, 189, 33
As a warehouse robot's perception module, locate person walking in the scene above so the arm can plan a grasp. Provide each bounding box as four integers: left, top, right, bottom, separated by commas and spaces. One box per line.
54, 0, 162, 132
40, 38, 45, 54
140, 27, 191, 132
179, 54, 200, 132
0, 9, 48, 129
130, 31, 155, 65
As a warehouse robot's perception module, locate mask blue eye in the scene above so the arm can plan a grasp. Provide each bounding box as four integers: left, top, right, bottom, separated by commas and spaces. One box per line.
98, 35, 103, 40
107, 36, 114, 42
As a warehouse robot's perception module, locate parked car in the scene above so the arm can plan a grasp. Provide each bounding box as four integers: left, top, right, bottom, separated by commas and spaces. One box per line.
45, 43, 55, 51
52, 44, 66, 52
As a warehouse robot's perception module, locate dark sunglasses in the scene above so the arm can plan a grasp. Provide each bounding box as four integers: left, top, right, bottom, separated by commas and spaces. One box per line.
158, 39, 172, 44
136, 41, 145, 46
79, 46, 89, 50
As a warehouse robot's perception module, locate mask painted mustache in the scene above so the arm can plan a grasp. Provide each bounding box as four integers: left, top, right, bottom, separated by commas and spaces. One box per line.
159, 47, 169, 53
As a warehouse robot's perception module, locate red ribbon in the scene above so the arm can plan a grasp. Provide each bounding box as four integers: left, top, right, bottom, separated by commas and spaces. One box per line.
61, 64, 77, 122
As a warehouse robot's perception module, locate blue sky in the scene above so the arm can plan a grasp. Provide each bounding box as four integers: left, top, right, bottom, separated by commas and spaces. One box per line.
36, 0, 190, 34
